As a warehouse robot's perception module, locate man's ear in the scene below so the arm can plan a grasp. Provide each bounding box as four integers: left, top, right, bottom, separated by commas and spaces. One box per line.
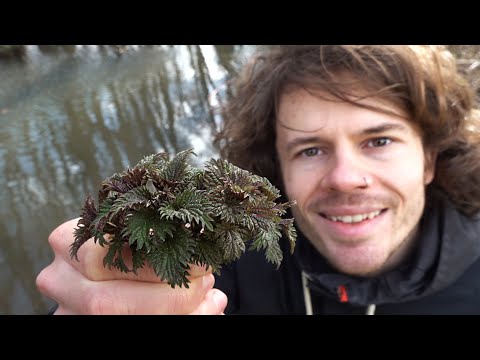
424, 149, 438, 185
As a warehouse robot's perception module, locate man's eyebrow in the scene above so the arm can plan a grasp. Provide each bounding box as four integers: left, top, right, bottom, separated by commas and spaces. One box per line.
285, 137, 321, 152
361, 123, 408, 135
284, 123, 408, 152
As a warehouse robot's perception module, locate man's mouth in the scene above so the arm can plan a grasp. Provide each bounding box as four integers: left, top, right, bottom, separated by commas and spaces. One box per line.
320, 209, 386, 224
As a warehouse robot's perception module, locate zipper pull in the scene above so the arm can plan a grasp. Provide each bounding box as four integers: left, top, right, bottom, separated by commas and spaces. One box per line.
337, 284, 349, 303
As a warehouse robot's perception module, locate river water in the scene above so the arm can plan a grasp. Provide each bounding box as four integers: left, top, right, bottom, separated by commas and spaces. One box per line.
0, 45, 261, 314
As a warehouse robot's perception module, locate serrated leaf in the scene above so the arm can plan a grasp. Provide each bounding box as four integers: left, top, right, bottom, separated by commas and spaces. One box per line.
279, 219, 297, 254
137, 152, 169, 170
71, 149, 297, 288
158, 188, 214, 230
131, 248, 145, 274
109, 186, 152, 219
103, 239, 130, 273
191, 233, 223, 273
214, 223, 248, 262
123, 209, 175, 251
146, 229, 196, 288
161, 148, 195, 183
250, 226, 283, 267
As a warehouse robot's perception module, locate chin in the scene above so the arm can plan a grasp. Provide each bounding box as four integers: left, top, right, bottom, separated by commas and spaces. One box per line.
329, 257, 387, 277
342, 266, 382, 278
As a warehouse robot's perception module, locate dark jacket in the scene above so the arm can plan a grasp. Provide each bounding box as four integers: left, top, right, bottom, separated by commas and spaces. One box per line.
215, 196, 480, 314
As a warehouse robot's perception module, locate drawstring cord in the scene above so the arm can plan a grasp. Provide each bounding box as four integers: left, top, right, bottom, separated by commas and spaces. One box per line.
366, 304, 376, 315
301, 271, 313, 315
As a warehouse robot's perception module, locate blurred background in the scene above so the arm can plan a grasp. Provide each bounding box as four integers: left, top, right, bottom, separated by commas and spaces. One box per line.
0, 45, 479, 315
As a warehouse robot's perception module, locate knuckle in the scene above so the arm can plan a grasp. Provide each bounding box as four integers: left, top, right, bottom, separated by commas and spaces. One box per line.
47, 226, 64, 253
36, 260, 67, 300
47, 219, 79, 254
35, 265, 52, 296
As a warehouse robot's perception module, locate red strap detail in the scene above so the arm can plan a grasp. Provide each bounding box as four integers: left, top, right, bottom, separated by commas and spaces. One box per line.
338, 284, 349, 303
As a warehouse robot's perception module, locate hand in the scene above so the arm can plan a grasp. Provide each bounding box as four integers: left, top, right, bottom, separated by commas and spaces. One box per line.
36, 218, 228, 315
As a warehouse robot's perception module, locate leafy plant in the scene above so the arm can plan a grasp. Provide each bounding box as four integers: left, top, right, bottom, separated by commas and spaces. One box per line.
71, 149, 297, 288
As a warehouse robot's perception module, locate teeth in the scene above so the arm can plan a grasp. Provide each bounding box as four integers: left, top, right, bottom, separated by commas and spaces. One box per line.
327, 210, 381, 223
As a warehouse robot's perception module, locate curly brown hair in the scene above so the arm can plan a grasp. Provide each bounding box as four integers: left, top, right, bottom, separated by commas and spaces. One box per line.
214, 45, 480, 217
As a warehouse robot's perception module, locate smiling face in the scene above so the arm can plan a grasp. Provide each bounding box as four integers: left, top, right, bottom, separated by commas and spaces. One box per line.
275, 88, 436, 277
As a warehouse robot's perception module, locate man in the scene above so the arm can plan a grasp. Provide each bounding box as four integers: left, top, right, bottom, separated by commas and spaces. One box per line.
37, 45, 480, 314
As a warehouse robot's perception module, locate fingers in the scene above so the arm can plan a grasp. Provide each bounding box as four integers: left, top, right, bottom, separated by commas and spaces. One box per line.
189, 289, 228, 315
39, 217, 224, 314
37, 256, 216, 314
48, 218, 211, 282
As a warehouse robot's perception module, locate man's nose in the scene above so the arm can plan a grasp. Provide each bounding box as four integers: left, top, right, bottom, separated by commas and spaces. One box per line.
320, 151, 370, 192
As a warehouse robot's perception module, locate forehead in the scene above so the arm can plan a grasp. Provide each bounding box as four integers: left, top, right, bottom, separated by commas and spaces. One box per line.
276, 88, 410, 134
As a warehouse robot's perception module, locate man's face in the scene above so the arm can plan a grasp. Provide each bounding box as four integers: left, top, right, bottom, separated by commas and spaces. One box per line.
275, 89, 436, 277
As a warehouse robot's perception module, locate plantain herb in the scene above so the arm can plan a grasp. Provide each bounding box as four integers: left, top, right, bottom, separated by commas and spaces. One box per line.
70, 148, 297, 288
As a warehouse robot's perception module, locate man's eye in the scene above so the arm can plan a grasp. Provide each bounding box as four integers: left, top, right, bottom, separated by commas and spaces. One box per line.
367, 138, 391, 147
302, 148, 319, 157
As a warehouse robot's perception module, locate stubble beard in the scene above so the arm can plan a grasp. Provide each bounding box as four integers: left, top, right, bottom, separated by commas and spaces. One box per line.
293, 189, 425, 277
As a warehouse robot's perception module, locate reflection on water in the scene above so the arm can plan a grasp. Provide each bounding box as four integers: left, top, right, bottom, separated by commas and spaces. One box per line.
0, 45, 260, 314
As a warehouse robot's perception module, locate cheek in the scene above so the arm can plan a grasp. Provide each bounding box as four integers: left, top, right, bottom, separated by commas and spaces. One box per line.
283, 171, 318, 206
282, 172, 299, 201
279, 160, 295, 199
383, 160, 427, 202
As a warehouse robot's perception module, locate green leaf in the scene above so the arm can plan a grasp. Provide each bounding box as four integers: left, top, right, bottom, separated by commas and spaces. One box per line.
146, 229, 196, 288
137, 152, 169, 170
122, 209, 175, 251
250, 225, 283, 268
71, 149, 297, 288
158, 188, 214, 231
91, 197, 115, 234
122, 213, 152, 252
109, 186, 152, 219
161, 148, 195, 183
103, 239, 130, 273
214, 223, 248, 262
131, 248, 146, 274
279, 219, 297, 254
252, 174, 281, 201
191, 233, 223, 273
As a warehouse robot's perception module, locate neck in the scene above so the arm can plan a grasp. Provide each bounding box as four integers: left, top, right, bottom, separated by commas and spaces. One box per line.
364, 226, 420, 278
